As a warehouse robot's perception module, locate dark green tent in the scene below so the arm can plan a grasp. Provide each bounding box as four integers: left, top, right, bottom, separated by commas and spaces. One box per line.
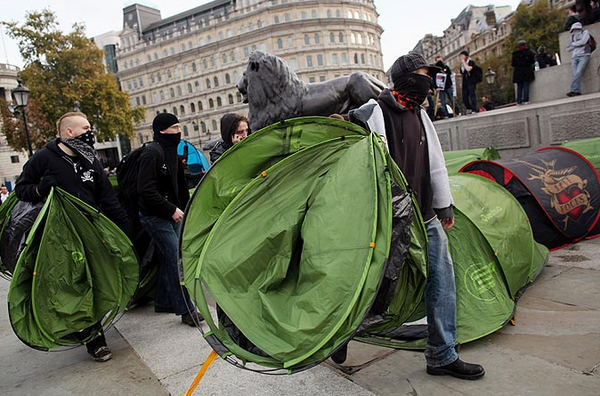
6, 188, 139, 350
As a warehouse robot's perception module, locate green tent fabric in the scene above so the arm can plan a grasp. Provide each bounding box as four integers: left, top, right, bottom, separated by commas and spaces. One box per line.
0, 193, 19, 277
357, 173, 548, 348
444, 147, 501, 175
561, 138, 600, 174
7, 188, 139, 350
180, 117, 428, 372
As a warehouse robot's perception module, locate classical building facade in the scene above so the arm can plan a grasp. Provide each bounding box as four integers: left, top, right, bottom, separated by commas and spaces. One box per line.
0, 63, 27, 189
115, 0, 385, 150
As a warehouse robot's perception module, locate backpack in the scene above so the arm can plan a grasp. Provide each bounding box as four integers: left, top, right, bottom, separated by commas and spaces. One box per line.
470, 63, 483, 83
116, 142, 163, 231
589, 34, 597, 53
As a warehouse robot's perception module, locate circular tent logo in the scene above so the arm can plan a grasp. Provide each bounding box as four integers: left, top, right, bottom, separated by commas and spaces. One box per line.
464, 262, 498, 302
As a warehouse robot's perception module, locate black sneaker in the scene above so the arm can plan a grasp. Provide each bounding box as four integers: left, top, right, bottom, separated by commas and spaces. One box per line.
89, 346, 113, 362
181, 311, 204, 327
427, 358, 485, 380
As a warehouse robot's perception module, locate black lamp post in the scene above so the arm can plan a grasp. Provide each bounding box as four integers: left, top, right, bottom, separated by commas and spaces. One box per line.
485, 67, 496, 104
10, 80, 33, 157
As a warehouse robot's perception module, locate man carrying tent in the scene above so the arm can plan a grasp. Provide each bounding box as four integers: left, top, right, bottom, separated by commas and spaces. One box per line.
349, 53, 485, 380
14, 111, 130, 362
137, 113, 203, 326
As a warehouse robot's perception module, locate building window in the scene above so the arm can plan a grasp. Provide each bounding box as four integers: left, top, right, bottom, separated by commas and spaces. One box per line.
277, 38, 283, 49
339, 32, 344, 43
304, 35, 310, 45
212, 120, 218, 131
177, 86, 182, 96
301, 11, 307, 20
173, 107, 178, 115
319, 76, 326, 82
284, 13, 290, 22
198, 101, 203, 111
222, 53, 227, 64
354, 53, 359, 64
225, 73, 231, 84
230, 51, 235, 62
306, 55, 313, 67
170, 88, 175, 98
160, 90, 165, 100
216, 97, 222, 107
336, 10, 341, 18
288, 37, 294, 48
330, 33, 335, 43
167, 69, 172, 79
274, 15, 280, 24
195, 81, 200, 92
314, 34, 320, 44
311, 10, 317, 18
236, 92, 242, 102
187, 83, 193, 94
327, 10, 332, 18
10, 156, 19, 163
341, 53, 348, 64
332, 53, 338, 65
317, 54, 323, 66
228, 94, 234, 104
183, 125, 189, 137
180, 105, 185, 115
244, 47, 250, 57
309, 76, 315, 83
209, 98, 214, 108
206, 78, 211, 89
191, 102, 196, 113
201, 121, 207, 133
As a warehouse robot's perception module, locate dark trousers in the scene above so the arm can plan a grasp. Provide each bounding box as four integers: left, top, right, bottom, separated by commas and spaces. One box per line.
462, 82, 477, 112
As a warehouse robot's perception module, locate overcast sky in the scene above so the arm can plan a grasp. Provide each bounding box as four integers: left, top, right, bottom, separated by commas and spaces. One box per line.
1, 1, 523, 70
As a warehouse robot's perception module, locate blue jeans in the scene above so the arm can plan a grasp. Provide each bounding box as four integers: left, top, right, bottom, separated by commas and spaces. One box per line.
516, 81, 530, 104
424, 219, 458, 367
139, 214, 193, 315
439, 88, 461, 116
571, 55, 591, 94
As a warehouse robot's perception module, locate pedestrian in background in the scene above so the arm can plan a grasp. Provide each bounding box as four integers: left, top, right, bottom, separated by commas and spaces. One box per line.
435, 55, 461, 118
567, 22, 592, 97
209, 113, 249, 164
564, 5, 580, 31
0, 185, 9, 204
459, 50, 478, 114
512, 40, 536, 105
535, 46, 555, 69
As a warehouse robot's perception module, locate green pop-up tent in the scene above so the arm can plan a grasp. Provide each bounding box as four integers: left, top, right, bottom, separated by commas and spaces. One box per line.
180, 117, 428, 372
357, 173, 548, 348
180, 117, 547, 373
6, 188, 139, 350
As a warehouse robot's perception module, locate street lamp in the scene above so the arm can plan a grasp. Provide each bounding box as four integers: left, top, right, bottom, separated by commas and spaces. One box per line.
9, 80, 33, 157
485, 67, 496, 103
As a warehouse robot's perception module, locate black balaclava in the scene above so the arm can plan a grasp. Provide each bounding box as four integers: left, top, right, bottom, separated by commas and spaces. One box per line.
393, 73, 431, 109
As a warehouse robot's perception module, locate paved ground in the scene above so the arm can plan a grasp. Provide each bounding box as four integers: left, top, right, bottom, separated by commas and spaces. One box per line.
2, 237, 599, 396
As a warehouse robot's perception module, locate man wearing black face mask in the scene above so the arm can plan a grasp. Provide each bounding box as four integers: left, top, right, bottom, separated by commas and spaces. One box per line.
137, 113, 203, 327
15, 111, 130, 362
349, 52, 485, 380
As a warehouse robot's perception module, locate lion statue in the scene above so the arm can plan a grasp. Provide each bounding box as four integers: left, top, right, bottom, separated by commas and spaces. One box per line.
237, 50, 388, 131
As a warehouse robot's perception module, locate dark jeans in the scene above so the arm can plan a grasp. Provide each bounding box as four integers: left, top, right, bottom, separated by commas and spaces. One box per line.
139, 213, 194, 315
439, 88, 461, 116
516, 81, 530, 104
462, 82, 477, 112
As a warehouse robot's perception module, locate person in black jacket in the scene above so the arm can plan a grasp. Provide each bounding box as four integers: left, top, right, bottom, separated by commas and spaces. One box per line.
209, 113, 249, 164
459, 50, 478, 114
511, 40, 536, 105
435, 55, 461, 118
15, 111, 130, 363
137, 113, 203, 327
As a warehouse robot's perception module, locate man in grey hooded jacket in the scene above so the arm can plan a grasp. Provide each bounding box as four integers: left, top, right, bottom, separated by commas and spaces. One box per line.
348, 52, 485, 380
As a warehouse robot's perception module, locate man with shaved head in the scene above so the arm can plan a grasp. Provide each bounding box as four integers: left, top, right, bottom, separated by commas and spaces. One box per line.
15, 111, 130, 363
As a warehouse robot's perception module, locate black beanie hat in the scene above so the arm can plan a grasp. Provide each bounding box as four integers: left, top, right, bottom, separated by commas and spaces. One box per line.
152, 113, 179, 133
459, 50, 470, 57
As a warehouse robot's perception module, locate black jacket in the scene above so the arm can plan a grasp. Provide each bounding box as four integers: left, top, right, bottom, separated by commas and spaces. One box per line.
512, 48, 536, 83
137, 142, 189, 219
15, 139, 129, 231
435, 60, 453, 90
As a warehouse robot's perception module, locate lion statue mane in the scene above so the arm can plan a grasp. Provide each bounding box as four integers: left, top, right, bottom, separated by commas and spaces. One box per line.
237, 51, 388, 131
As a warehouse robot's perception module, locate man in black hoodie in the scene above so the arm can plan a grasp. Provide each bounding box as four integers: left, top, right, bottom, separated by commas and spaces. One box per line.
15, 111, 130, 362
137, 113, 203, 326
209, 113, 249, 164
